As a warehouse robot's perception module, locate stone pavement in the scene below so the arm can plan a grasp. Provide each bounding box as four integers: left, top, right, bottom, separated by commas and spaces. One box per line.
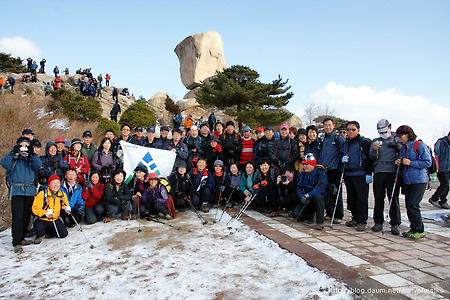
234, 184, 450, 299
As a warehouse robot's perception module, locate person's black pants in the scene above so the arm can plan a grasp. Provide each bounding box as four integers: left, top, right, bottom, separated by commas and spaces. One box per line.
34, 218, 68, 238
404, 183, 426, 233
10, 195, 34, 246
292, 194, 325, 223
325, 170, 344, 220
432, 171, 450, 204
373, 172, 401, 225
344, 175, 369, 225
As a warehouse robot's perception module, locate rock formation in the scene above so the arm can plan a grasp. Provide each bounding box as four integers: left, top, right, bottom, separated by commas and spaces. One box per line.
174, 31, 227, 90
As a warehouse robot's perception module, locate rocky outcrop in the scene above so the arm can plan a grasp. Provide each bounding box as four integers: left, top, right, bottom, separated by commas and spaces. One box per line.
174, 31, 227, 90
148, 91, 170, 123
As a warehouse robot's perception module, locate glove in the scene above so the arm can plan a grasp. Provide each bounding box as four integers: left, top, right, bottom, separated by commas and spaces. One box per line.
219, 186, 225, 193
85, 181, 94, 189
64, 206, 71, 213
12, 144, 21, 154
253, 184, 259, 190
261, 180, 268, 186
342, 156, 349, 163
27, 146, 35, 156
73, 203, 82, 211
300, 195, 310, 205
45, 209, 54, 217
366, 175, 372, 184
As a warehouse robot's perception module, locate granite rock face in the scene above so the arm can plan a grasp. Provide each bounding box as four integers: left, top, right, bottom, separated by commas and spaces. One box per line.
174, 31, 227, 90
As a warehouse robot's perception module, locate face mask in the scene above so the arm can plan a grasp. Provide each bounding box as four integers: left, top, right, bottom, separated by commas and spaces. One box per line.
380, 133, 390, 140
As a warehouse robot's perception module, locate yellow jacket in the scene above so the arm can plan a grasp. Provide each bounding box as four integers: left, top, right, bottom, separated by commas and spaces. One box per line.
32, 188, 70, 221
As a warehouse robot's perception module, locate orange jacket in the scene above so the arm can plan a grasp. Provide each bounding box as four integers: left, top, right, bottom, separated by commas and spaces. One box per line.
185, 117, 193, 129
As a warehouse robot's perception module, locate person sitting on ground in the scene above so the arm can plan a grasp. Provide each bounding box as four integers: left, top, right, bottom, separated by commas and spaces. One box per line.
64, 138, 90, 185
82, 171, 105, 224
276, 165, 300, 213
205, 135, 225, 170
128, 165, 148, 219
104, 169, 132, 222
60, 168, 84, 227
144, 173, 173, 220
169, 160, 195, 212
32, 174, 70, 245
252, 158, 278, 214
44, 82, 52, 95
189, 157, 214, 212
212, 160, 230, 208
226, 161, 245, 206
239, 160, 258, 203
292, 154, 328, 230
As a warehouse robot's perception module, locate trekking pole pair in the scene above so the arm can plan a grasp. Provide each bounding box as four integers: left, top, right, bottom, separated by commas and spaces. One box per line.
226, 189, 259, 226
219, 187, 236, 223
146, 216, 192, 232
213, 190, 223, 223
187, 199, 208, 225
70, 214, 95, 249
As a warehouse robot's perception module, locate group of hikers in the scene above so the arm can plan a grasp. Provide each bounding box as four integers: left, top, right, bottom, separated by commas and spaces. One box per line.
1, 117, 449, 254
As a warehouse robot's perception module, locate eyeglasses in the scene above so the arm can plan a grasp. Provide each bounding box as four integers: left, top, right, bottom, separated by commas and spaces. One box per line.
346, 128, 357, 132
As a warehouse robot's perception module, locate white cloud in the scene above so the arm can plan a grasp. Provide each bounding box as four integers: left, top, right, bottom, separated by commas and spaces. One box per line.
299, 81, 450, 146
0, 36, 41, 59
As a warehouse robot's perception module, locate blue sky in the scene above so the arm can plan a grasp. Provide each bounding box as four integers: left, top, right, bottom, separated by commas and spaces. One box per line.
1, 0, 449, 144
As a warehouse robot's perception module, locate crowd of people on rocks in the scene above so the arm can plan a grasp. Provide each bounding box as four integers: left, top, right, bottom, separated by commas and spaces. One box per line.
1, 114, 449, 254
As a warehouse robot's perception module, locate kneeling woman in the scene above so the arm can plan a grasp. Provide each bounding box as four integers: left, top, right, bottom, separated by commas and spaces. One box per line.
83, 171, 105, 224
145, 173, 173, 220
104, 169, 132, 222
32, 175, 70, 244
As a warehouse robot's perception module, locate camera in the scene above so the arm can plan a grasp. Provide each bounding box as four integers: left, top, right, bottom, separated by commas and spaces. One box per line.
281, 176, 287, 183
19, 146, 28, 152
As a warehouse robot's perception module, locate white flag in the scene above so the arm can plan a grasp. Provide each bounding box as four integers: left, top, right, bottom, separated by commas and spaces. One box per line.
120, 141, 176, 183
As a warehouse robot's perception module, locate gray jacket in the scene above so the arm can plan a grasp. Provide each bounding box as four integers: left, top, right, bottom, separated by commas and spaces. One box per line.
369, 135, 400, 173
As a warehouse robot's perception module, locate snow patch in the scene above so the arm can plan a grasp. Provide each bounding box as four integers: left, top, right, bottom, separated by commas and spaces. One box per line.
48, 118, 69, 130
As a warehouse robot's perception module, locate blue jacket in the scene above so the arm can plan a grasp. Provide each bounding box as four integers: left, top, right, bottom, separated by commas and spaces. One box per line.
400, 140, 432, 184
296, 167, 328, 199
435, 136, 450, 173
1, 152, 41, 197
342, 135, 373, 176
318, 131, 344, 170
189, 168, 215, 192
60, 180, 84, 211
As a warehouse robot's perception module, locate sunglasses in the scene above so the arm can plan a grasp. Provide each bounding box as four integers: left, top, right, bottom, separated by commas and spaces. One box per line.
346, 128, 357, 132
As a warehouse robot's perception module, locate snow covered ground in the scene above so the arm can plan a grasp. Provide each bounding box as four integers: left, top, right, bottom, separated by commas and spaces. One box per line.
0, 211, 354, 299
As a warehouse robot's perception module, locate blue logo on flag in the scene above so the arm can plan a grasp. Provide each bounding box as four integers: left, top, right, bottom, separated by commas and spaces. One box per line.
137, 152, 160, 175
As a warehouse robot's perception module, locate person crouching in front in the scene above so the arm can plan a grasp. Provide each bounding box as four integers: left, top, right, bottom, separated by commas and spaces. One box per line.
32, 174, 70, 244
292, 154, 328, 230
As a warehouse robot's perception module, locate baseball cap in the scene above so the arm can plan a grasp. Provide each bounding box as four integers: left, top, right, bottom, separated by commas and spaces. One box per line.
54, 137, 65, 143
377, 119, 390, 133
280, 124, 289, 131
255, 127, 264, 133
135, 126, 143, 132
146, 126, 155, 133
22, 128, 35, 135
82, 130, 93, 137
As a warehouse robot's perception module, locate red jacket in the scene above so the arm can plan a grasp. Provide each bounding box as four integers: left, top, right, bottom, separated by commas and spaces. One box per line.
64, 152, 91, 183
83, 182, 105, 208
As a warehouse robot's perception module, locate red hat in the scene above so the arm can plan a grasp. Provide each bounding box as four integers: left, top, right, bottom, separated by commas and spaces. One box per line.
280, 124, 289, 131
255, 127, 264, 133
147, 172, 159, 180
54, 137, 65, 143
301, 153, 317, 167
48, 174, 60, 185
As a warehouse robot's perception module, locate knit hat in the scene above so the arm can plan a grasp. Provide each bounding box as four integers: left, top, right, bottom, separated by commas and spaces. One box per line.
71, 138, 82, 146
64, 140, 70, 148
209, 135, 218, 142
377, 119, 390, 133
31, 139, 41, 147
225, 120, 235, 128
134, 164, 148, 174
301, 153, 317, 166
214, 160, 224, 167
176, 160, 187, 168
48, 174, 60, 185
297, 128, 307, 135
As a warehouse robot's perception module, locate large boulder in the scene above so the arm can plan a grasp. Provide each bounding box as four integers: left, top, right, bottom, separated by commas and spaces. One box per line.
174, 31, 227, 90
148, 91, 170, 123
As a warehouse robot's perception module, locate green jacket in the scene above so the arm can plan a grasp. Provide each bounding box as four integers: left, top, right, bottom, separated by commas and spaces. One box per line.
81, 143, 97, 165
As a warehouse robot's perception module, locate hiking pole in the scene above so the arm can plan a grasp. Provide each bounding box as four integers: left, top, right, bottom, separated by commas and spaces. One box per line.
219, 188, 235, 222
226, 189, 259, 226
213, 190, 223, 223
52, 219, 60, 238
137, 196, 142, 233
330, 164, 345, 228
146, 216, 192, 232
70, 214, 95, 249
295, 197, 311, 222
382, 165, 400, 235
187, 199, 208, 225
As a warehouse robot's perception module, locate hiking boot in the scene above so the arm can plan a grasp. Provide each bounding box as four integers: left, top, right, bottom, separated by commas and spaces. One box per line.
226, 202, 233, 208
314, 223, 324, 230
201, 202, 209, 213
305, 219, 315, 225
270, 211, 280, 217
403, 231, 426, 240
428, 198, 440, 208
179, 207, 185, 213
34, 236, 44, 244
131, 214, 138, 220
391, 224, 400, 235
345, 220, 357, 227
21, 239, 32, 246
121, 215, 130, 220
441, 215, 450, 226
158, 212, 165, 218
440, 202, 450, 209
372, 223, 383, 232
324, 215, 332, 220
14, 245, 23, 253
356, 223, 366, 232
164, 214, 173, 220
332, 218, 342, 224
104, 217, 114, 223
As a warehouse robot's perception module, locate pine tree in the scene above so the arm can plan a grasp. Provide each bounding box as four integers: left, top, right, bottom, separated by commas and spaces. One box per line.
196, 65, 293, 130
0, 53, 27, 73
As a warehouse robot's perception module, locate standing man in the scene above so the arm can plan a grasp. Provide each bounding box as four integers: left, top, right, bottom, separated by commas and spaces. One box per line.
240, 125, 255, 166
269, 124, 299, 170
39, 59, 46, 74
219, 121, 243, 168
53, 66, 59, 77
1, 137, 42, 253
318, 118, 345, 224
342, 121, 373, 231
105, 73, 111, 86
144, 126, 161, 148
430, 131, 450, 209
254, 126, 276, 166
369, 119, 402, 235
159, 125, 171, 150
98, 74, 103, 88
81, 130, 97, 166
208, 113, 216, 132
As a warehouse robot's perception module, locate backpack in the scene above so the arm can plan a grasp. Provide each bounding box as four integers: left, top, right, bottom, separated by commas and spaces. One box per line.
413, 140, 437, 174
